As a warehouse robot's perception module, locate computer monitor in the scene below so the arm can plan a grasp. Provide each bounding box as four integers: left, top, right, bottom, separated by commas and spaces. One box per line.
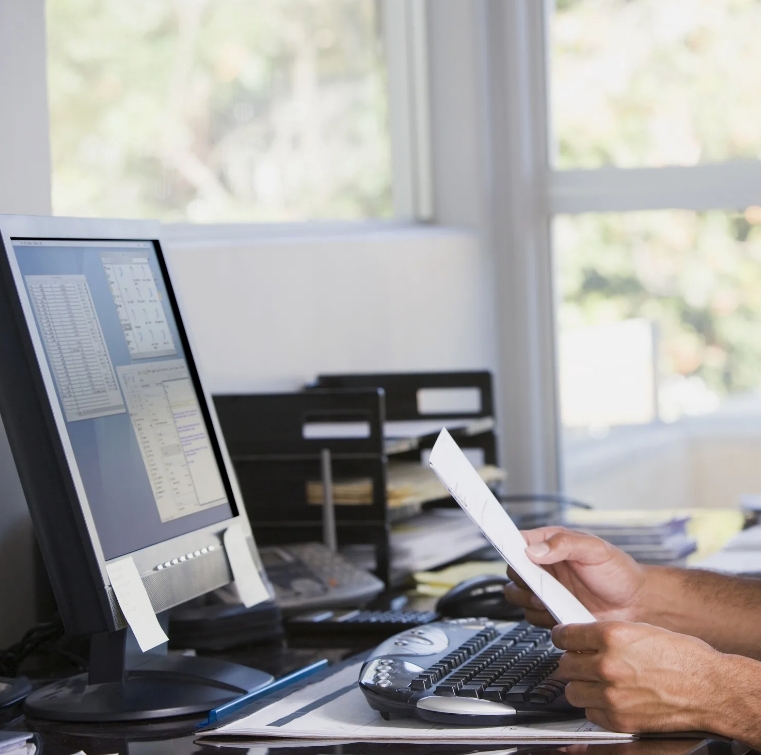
0, 215, 273, 721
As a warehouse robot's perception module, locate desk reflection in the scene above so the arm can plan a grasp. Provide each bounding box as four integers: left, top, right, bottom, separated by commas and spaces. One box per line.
225, 739, 731, 755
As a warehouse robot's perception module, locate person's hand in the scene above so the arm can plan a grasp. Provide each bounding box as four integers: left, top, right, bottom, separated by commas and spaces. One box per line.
503, 526, 647, 626
553, 621, 724, 734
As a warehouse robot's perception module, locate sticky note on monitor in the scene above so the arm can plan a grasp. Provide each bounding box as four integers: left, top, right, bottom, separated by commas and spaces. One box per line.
223, 523, 270, 608
106, 557, 169, 652
429, 428, 595, 625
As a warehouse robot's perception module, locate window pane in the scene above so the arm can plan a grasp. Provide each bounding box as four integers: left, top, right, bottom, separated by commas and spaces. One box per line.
551, 0, 761, 169
556, 210, 761, 510
47, 0, 393, 222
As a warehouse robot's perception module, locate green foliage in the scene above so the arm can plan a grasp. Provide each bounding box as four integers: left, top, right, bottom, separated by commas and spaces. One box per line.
46, 0, 393, 222
553, 1, 761, 411
552, 0, 761, 168
557, 211, 761, 398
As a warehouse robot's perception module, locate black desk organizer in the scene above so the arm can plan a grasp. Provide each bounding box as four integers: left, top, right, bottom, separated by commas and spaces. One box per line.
311, 371, 498, 467
214, 371, 499, 587
214, 389, 391, 583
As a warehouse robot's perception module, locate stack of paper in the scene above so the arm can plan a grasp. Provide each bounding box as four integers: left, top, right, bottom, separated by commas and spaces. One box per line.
340, 509, 489, 577
563, 509, 697, 565
306, 461, 505, 512
694, 549, 761, 575
389, 509, 490, 574
722, 523, 761, 552
693, 523, 761, 575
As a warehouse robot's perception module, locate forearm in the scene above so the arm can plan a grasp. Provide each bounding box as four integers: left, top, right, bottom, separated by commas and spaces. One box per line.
706, 654, 761, 748
636, 566, 761, 658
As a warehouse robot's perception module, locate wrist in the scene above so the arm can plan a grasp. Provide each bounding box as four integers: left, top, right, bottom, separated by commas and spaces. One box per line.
621, 563, 657, 623
632, 565, 683, 626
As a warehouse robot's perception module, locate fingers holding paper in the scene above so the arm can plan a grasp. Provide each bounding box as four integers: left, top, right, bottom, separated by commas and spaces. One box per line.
504, 565, 555, 627
504, 527, 648, 625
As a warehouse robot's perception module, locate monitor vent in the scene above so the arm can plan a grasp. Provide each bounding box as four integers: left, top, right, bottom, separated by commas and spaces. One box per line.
106, 547, 232, 631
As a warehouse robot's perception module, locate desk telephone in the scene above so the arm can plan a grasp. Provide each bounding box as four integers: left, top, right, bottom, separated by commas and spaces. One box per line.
259, 542, 385, 613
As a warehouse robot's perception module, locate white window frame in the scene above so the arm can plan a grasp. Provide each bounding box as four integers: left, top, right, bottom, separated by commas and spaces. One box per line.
382, 0, 434, 221
485, 0, 761, 494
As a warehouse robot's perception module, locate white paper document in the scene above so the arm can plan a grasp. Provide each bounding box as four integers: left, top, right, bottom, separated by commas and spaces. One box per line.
203, 661, 630, 744
723, 524, 761, 552
429, 429, 595, 625
106, 557, 168, 652
694, 549, 761, 575
223, 524, 271, 608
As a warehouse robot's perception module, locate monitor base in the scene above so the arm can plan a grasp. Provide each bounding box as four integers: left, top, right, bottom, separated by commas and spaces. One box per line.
24, 653, 273, 722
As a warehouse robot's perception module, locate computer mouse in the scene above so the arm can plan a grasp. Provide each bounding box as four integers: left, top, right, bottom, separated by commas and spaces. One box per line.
435, 573, 524, 621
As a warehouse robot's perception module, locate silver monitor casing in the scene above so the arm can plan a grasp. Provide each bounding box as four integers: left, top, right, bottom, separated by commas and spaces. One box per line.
0, 214, 268, 635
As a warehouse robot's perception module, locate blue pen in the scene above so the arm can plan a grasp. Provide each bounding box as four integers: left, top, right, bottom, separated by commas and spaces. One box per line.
202, 658, 329, 727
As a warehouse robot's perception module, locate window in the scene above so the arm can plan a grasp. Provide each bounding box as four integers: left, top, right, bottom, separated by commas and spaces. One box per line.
547, 0, 761, 511
552, 0, 761, 169
46, 0, 393, 223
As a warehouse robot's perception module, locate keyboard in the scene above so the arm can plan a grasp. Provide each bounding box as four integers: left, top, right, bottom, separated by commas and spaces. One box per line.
358, 619, 577, 725
287, 608, 440, 636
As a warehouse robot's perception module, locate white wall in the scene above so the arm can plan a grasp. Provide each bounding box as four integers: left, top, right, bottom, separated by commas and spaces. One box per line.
0, 0, 51, 646
164, 226, 494, 393
0, 0, 51, 215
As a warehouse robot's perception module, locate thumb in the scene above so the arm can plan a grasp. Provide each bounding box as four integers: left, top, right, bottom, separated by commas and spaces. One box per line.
525, 529, 613, 567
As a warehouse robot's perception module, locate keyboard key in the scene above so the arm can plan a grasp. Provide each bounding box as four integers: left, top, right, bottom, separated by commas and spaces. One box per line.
504, 684, 533, 702
483, 686, 505, 702
434, 683, 459, 695
409, 677, 431, 691
513, 642, 536, 651
456, 684, 484, 698
534, 684, 562, 700
493, 638, 515, 648
497, 676, 520, 687
529, 690, 555, 704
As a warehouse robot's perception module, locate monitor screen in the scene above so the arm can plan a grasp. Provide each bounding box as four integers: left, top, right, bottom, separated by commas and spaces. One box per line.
10, 238, 236, 560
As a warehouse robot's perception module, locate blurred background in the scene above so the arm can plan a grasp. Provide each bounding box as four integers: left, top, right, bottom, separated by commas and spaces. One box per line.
42, 0, 761, 512
552, 0, 761, 510
47, 0, 393, 222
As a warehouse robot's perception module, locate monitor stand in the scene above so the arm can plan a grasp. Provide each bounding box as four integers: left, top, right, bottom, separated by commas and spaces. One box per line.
23, 619, 274, 722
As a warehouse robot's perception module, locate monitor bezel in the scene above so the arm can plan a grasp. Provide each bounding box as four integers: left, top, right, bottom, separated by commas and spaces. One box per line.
0, 215, 261, 634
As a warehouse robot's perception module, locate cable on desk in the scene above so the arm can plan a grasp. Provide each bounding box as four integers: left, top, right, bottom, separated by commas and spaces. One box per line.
0, 617, 86, 678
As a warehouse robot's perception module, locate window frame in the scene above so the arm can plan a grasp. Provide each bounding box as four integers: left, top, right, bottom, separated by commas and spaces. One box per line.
493, 0, 761, 493
36, 0, 432, 228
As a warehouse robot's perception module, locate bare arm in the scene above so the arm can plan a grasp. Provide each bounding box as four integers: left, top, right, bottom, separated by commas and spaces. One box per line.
636, 565, 761, 659
504, 527, 761, 659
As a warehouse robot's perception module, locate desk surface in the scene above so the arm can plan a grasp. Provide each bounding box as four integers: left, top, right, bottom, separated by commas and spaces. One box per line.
0, 638, 755, 755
